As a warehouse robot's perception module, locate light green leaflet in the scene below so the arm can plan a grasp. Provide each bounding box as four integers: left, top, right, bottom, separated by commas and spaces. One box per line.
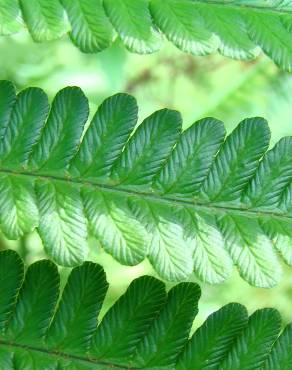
2, 81, 292, 287
0, 249, 291, 369
0, 1, 292, 70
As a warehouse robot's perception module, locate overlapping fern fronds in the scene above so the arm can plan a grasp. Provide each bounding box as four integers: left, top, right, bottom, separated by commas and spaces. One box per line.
1, 1, 292, 70
0, 249, 291, 369
2, 81, 292, 287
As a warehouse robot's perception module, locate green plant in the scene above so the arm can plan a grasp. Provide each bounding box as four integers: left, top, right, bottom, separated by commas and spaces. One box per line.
0, 249, 291, 369
1, 1, 292, 70
2, 80, 292, 288
2, 2, 292, 369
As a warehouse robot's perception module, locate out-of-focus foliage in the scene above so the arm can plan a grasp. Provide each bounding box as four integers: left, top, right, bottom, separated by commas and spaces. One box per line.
1, 33, 292, 328
2, 0, 292, 72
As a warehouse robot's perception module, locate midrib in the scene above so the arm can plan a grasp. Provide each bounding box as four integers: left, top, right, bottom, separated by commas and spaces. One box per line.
1, 168, 292, 221
0, 339, 132, 369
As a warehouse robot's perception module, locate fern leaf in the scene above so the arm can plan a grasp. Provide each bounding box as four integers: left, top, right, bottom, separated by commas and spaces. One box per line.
103, 0, 162, 54
0, 0, 22, 36
0, 249, 292, 369
60, 0, 114, 53
176, 303, 248, 369
91, 276, 166, 363
2, 1, 292, 70
46, 261, 108, 353
220, 308, 281, 369
5, 259, 59, 345
265, 324, 292, 370
19, 0, 69, 42
132, 283, 200, 368
0, 249, 23, 332
4, 81, 292, 287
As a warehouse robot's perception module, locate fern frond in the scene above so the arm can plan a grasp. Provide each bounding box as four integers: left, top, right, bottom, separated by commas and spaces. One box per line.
1, 1, 292, 70
3, 81, 292, 287
0, 249, 291, 369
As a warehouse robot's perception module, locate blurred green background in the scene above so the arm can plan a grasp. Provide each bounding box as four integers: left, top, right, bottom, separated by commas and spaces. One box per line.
1, 32, 292, 329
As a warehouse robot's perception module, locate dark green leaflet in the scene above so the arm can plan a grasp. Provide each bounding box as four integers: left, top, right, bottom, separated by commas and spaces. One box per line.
0, 250, 291, 369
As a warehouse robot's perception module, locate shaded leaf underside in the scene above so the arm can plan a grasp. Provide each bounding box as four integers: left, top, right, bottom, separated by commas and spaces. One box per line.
1, 0, 292, 70
1, 81, 292, 287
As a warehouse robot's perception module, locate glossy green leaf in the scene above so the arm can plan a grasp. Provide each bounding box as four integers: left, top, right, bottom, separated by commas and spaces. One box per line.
177, 303, 248, 370
46, 262, 108, 354
1, 1, 292, 69
19, 0, 69, 42
0, 250, 291, 369
265, 324, 292, 370
0, 0, 22, 35
60, 0, 113, 53
2, 81, 292, 287
133, 283, 201, 368
91, 276, 166, 363
104, 0, 162, 53
220, 308, 281, 369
